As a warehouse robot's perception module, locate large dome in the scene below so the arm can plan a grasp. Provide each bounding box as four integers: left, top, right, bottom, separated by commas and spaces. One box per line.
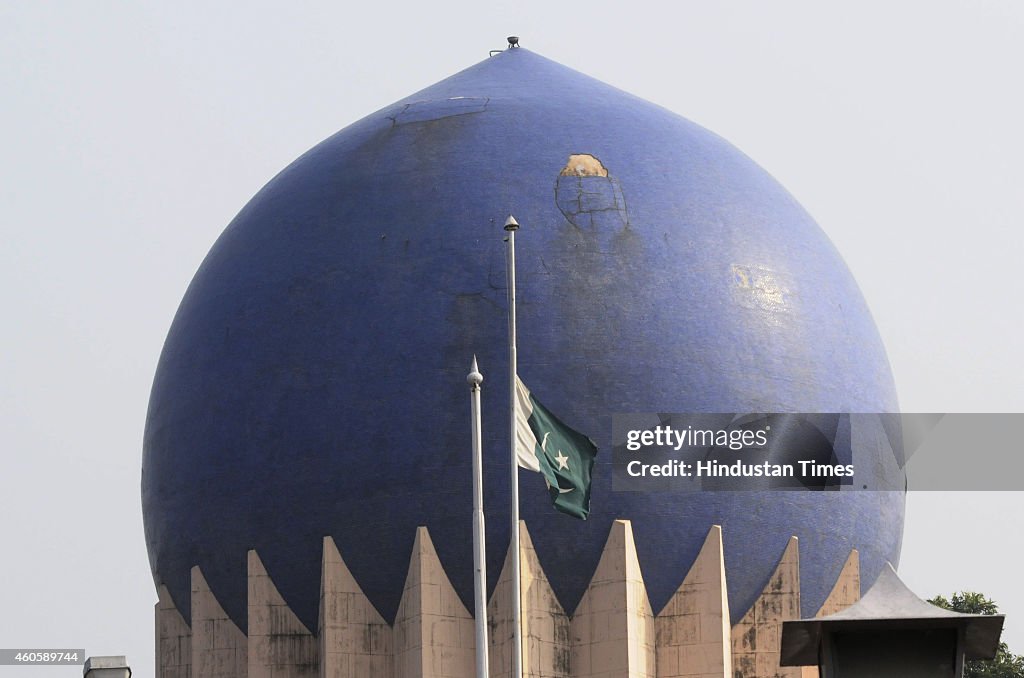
142, 48, 904, 634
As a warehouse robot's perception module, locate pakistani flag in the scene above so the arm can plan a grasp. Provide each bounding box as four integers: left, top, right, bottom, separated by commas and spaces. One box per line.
515, 376, 598, 519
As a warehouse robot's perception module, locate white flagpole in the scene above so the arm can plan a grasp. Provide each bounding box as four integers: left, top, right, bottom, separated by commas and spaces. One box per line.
467, 356, 489, 678
503, 214, 523, 678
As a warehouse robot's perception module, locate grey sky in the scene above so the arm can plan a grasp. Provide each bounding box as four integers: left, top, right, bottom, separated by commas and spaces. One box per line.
2, 2, 1022, 675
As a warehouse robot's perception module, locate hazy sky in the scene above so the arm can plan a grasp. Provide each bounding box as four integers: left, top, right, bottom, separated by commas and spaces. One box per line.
2, 2, 1022, 675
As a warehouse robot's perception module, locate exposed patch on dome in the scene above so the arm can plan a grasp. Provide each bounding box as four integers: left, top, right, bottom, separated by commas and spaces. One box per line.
559, 154, 609, 177
555, 154, 628, 232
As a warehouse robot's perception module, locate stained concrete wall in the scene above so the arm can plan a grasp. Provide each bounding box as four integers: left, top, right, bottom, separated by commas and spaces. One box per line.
248, 550, 318, 678
393, 527, 475, 678
488, 521, 571, 677
192, 566, 247, 678
319, 536, 393, 678
655, 526, 731, 678
571, 520, 656, 678
156, 585, 192, 678
731, 538, 801, 678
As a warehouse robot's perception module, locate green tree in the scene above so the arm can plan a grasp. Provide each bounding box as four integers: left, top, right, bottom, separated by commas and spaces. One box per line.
928, 592, 1024, 678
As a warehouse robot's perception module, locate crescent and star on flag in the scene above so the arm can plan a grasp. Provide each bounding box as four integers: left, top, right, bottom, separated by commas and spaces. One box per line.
541, 431, 575, 494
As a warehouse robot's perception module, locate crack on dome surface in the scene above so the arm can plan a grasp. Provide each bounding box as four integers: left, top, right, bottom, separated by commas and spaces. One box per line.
391, 96, 489, 126
555, 154, 628, 232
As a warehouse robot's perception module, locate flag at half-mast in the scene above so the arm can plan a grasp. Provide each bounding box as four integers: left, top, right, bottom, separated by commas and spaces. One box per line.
514, 376, 598, 519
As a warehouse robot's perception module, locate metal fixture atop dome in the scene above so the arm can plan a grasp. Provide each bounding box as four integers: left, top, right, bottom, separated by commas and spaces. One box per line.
490, 36, 520, 56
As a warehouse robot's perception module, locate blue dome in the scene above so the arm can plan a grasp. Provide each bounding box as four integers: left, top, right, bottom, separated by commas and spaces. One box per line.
142, 48, 903, 633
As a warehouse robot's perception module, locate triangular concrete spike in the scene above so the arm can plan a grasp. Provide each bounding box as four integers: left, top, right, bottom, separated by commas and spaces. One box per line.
731, 536, 801, 678
486, 526, 517, 677
191, 565, 248, 678
319, 537, 393, 678
404, 526, 436, 591
655, 525, 731, 678
191, 565, 238, 629
656, 524, 728, 614
486, 521, 530, 603
799, 550, 861, 678
320, 536, 389, 624
571, 519, 656, 677
816, 549, 860, 618
486, 520, 570, 677
761, 536, 800, 596
190, 566, 214, 607
517, 520, 538, 567
156, 585, 192, 678
395, 525, 474, 678
398, 525, 467, 604
572, 519, 650, 616
248, 549, 315, 635
516, 520, 567, 614
157, 583, 179, 609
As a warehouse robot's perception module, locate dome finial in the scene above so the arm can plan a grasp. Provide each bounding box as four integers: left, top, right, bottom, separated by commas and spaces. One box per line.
507, 36, 519, 49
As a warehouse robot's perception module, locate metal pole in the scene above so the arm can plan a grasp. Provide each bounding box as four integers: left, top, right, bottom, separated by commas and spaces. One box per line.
504, 214, 523, 678
468, 356, 489, 678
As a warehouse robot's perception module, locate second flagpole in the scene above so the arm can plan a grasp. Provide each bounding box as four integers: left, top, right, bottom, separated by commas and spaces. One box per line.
504, 214, 524, 678
468, 357, 489, 678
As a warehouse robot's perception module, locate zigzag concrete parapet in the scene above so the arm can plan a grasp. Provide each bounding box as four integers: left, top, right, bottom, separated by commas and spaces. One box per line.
154, 523, 859, 678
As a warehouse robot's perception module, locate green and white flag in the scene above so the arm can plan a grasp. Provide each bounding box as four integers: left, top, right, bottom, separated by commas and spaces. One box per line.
515, 376, 598, 520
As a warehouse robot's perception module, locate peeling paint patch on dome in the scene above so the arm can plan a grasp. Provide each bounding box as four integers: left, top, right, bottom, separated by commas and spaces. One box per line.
393, 97, 489, 125
554, 154, 628, 231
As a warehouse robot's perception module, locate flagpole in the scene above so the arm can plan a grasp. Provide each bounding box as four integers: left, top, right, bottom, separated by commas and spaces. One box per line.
503, 214, 523, 678
467, 356, 489, 678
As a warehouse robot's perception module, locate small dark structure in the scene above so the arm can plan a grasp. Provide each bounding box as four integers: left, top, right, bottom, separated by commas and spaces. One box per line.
781, 564, 1004, 677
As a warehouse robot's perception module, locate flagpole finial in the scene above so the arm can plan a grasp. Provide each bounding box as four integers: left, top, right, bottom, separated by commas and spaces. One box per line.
503, 215, 519, 231
468, 355, 483, 386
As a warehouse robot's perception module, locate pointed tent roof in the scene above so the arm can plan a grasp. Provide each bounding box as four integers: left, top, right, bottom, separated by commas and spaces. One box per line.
781, 563, 1004, 666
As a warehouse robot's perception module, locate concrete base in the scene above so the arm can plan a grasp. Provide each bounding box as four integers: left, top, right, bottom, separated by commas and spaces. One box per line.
156, 523, 862, 678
